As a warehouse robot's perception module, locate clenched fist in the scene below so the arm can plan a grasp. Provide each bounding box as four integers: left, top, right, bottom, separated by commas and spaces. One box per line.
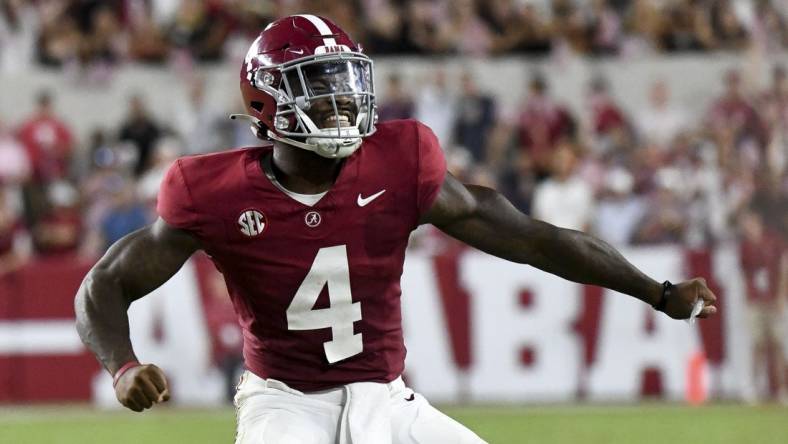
663, 278, 718, 320
114, 364, 170, 412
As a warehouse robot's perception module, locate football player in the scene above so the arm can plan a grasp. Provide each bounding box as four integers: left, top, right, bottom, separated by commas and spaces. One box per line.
75, 15, 717, 444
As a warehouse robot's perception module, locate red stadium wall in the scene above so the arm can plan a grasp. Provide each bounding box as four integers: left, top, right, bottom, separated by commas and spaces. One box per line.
0, 256, 97, 402
0, 247, 760, 403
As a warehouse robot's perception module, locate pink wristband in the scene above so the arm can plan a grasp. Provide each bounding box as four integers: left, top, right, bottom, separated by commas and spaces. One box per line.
113, 361, 141, 387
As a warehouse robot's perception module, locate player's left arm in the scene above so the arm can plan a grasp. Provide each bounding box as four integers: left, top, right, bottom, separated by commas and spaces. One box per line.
420, 173, 717, 320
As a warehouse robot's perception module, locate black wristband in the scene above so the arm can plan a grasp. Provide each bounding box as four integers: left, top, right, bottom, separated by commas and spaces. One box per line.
653, 280, 673, 312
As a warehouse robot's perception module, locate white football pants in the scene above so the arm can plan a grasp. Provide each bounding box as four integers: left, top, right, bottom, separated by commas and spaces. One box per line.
234, 371, 487, 444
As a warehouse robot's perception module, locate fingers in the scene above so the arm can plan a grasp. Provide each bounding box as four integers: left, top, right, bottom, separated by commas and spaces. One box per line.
691, 277, 717, 320
694, 277, 717, 303
116, 365, 170, 412
700, 287, 717, 303
126, 388, 149, 412
145, 365, 170, 402
146, 365, 169, 393
696, 305, 717, 319
138, 377, 162, 404
124, 395, 141, 412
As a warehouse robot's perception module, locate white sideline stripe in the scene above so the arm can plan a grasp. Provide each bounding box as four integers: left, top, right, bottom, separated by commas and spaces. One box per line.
296, 14, 338, 46
0, 320, 84, 354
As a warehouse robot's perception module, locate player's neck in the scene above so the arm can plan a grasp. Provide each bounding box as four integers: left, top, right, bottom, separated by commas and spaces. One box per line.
270, 143, 344, 194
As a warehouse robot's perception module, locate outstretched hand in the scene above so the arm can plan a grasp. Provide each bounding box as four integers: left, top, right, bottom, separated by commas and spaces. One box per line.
663, 278, 718, 320
114, 364, 170, 412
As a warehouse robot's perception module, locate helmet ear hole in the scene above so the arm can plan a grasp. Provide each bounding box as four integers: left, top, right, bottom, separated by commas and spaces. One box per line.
250, 101, 264, 112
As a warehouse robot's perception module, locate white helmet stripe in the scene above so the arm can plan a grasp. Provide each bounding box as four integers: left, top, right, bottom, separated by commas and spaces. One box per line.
295, 14, 338, 47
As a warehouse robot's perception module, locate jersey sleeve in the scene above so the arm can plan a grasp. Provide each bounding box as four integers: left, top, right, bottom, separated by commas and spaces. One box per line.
415, 122, 447, 215
157, 159, 201, 233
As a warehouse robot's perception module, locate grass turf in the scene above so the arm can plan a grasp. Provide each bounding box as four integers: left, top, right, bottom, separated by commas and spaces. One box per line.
0, 404, 786, 443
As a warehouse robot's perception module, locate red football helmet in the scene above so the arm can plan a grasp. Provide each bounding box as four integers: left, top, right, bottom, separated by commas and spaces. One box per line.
239, 14, 377, 158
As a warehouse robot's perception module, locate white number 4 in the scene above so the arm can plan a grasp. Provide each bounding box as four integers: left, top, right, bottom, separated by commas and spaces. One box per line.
286, 245, 363, 363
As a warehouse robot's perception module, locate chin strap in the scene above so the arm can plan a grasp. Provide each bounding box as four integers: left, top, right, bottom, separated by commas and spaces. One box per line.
229, 113, 265, 139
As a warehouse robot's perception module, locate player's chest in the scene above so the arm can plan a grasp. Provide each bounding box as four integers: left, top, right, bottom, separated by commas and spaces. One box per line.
206, 187, 415, 270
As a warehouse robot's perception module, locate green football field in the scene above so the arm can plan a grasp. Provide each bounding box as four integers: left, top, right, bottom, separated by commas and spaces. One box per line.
0, 404, 786, 444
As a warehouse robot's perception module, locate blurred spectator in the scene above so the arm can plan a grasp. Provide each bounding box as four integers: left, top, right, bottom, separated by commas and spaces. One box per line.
532, 144, 593, 231
37, 0, 82, 67
79, 145, 131, 257
0, 117, 31, 219
0, 0, 39, 74
587, 0, 623, 55
319, 2, 364, 50
16, 90, 74, 184
435, 0, 492, 55
585, 76, 629, 155
119, 94, 163, 177
659, 1, 715, 52
517, 3, 552, 54
0, 117, 31, 187
362, 0, 407, 54
592, 167, 645, 246
32, 180, 82, 256
100, 178, 150, 250
174, 76, 224, 155
127, 0, 170, 63
80, 5, 125, 67
710, 0, 750, 50
16, 90, 74, 226
631, 168, 688, 245
705, 69, 765, 167
453, 71, 496, 162
168, 0, 230, 62
749, 169, 787, 237
36, 0, 125, 75
738, 209, 787, 403
518, 73, 574, 179
75, 128, 112, 181
759, 65, 788, 178
635, 79, 689, 150
621, 0, 662, 56
406, 0, 449, 54
480, 0, 527, 54
760, 65, 788, 130
414, 68, 455, 148
377, 73, 414, 122
751, 0, 788, 54
482, 0, 552, 54
551, 0, 592, 54
138, 137, 181, 206
0, 188, 30, 275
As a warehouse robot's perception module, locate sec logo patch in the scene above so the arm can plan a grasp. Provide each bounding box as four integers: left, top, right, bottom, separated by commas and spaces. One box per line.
238, 209, 267, 237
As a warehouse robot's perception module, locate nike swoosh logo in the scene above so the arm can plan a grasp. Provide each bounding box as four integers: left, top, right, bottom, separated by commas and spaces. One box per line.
290, 49, 304, 54
357, 189, 386, 207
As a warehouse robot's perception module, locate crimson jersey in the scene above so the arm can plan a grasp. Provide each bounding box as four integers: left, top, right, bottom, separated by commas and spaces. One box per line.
157, 120, 446, 391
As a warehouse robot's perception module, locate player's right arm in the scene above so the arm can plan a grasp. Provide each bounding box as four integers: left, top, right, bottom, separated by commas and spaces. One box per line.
74, 217, 201, 411
411, 120, 715, 321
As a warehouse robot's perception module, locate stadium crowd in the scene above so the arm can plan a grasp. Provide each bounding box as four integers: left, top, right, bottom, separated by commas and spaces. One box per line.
1, 0, 788, 75
0, 62, 785, 277
0, 1, 785, 308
